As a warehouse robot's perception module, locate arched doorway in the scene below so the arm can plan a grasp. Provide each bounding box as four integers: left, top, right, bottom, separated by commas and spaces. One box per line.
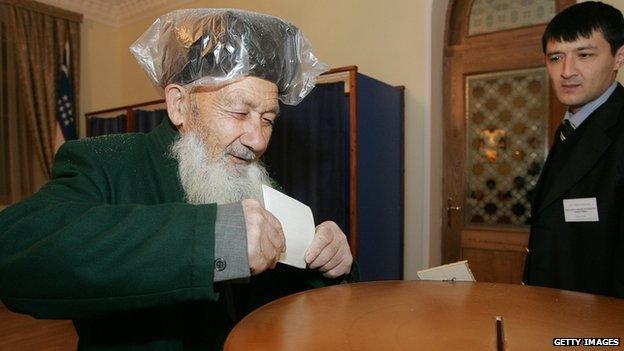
442, 0, 574, 283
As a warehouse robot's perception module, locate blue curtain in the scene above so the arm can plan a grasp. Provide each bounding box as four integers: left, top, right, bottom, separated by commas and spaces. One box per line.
263, 82, 349, 232
355, 74, 404, 280
87, 114, 127, 137
134, 109, 167, 133
87, 109, 167, 137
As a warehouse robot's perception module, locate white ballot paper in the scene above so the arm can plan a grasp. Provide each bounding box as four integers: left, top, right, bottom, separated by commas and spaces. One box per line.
416, 260, 476, 282
262, 185, 315, 269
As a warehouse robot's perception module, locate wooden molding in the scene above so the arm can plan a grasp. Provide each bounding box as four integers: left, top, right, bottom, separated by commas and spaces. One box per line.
347, 67, 358, 258
461, 229, 529, 252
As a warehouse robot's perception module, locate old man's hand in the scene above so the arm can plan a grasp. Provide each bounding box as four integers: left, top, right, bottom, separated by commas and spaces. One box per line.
242, 199, 286, 275
305, 221, 353, 278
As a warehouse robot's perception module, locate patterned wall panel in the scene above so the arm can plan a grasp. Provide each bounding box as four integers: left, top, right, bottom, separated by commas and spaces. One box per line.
465, 68, 549, 227
469, 0, 556, 35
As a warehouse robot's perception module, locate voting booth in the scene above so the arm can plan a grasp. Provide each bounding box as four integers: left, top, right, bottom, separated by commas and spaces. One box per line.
264, 66, 404, 281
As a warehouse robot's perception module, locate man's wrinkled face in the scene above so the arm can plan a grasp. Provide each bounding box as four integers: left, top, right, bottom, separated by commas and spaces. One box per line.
186, 77, 279, 174
545, 30, 623, 113
169, 76, 278, 204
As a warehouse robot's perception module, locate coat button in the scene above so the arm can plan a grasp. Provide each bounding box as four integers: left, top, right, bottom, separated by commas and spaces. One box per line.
525, 247, 530, 253
215, 258, 227, 272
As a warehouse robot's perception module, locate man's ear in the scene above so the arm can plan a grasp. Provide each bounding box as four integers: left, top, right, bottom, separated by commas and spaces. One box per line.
165, 84, 190, 128
614, 45, 624, 71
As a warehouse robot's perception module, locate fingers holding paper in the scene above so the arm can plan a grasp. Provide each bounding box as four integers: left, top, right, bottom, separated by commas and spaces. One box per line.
260, 185, 352, 275
242, 199, 286, 275
305, 221, 353, 278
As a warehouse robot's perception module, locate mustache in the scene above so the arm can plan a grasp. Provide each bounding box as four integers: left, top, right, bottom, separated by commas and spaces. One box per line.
171, 132, 269, 205
224, 144, 256, 162
560, 80, 581, 85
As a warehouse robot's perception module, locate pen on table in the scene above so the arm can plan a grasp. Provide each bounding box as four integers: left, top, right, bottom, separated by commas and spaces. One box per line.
496, 316, 505, 351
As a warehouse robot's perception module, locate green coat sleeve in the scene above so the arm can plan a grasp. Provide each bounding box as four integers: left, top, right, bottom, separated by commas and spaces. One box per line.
0, 139, 219, 319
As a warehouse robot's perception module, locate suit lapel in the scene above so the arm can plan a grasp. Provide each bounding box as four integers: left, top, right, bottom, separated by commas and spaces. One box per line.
530, 137, 560, 216
534, 84, 624, 215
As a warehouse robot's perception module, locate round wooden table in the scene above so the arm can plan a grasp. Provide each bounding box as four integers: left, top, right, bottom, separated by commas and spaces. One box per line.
224, 280, 624, 350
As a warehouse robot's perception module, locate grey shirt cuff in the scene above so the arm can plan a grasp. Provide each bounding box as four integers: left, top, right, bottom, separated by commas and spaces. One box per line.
213, 202, 250, 282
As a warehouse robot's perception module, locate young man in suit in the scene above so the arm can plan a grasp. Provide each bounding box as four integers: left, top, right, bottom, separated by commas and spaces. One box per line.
524, 1, 624, 298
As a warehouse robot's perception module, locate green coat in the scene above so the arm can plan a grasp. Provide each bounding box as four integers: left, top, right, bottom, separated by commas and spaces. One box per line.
0, 120, 332, 350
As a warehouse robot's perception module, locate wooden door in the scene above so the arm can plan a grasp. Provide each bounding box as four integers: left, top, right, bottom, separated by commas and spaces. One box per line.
442, 0, 574, 283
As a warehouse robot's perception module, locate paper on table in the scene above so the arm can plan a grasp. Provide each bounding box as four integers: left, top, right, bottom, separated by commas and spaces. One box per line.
262, 185, 315, 269
416, 260, 476, 282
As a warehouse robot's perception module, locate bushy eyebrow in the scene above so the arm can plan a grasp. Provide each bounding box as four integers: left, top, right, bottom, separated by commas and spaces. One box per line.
547, 44, 599, 56
222, 92, 279, 115
574, 45, 598, 51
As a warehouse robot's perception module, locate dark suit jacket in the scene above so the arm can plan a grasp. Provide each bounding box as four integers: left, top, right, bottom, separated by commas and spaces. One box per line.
524, 83, 624, 298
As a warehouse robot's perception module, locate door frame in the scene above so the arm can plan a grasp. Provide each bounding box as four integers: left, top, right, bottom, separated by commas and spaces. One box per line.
441, 0, 574, 269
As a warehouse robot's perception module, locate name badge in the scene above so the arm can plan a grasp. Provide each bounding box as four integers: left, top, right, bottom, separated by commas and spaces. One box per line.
563, 197, 599, 222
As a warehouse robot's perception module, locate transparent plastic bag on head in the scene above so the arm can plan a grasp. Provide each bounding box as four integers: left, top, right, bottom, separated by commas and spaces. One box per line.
130, 8, 328, 105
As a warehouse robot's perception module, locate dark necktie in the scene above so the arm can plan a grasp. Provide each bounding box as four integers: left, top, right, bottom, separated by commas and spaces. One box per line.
558, 119, 576, 141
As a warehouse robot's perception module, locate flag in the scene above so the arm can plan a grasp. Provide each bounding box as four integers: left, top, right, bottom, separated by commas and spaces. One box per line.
57, 40, 77, 140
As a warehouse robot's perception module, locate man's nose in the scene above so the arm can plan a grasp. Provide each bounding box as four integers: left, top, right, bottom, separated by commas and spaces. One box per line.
239, 119, 268, 155
561, 57, 577, 78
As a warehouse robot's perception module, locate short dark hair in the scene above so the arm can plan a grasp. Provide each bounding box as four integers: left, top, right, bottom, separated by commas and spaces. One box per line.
542, 1, 624, 55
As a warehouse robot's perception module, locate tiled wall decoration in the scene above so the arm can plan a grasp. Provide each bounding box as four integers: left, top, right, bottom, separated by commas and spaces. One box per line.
465, 68, 549, 226
469, 0, 556, 35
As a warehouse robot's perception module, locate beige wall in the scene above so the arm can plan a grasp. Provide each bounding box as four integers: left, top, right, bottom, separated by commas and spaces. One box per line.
601, 0, 624, 82
425, 0, 448, 269
80, 19, 123, 125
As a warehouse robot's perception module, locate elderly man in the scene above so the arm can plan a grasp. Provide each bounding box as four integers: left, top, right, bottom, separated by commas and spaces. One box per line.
0, 9, 352, 350
524, 1, 624, 298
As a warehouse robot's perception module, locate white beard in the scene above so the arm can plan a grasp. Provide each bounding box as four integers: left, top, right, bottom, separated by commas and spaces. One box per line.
170, 132, 270, 205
